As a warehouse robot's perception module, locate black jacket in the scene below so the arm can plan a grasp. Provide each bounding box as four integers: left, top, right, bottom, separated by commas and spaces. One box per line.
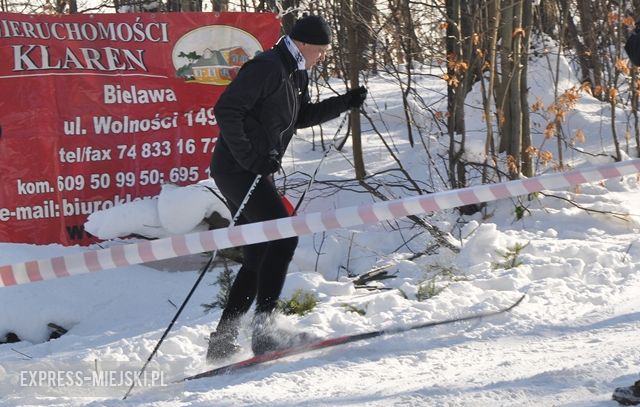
211, 37, 349, 174
626, 21, 640, 66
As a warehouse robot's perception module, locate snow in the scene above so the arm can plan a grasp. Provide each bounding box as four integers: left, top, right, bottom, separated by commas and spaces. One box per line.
84, 180, 230, 239
2, 42, 640, 407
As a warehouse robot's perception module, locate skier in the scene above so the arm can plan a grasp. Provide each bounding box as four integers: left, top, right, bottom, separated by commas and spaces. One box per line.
206, 14, 367, 362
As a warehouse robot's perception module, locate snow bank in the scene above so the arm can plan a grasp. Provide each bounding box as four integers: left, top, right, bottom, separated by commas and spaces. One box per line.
84, 179, 230, 239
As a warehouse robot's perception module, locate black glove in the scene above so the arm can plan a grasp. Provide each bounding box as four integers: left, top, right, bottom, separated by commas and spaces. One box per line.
250, 149, 281, 175
345, 86, 367, 109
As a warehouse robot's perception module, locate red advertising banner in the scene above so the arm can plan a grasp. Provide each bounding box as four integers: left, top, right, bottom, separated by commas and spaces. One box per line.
0, 12, 280, 245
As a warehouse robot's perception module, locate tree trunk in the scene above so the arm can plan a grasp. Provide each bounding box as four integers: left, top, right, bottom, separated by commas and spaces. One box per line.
519, 1, 533, 176
496, 0, 532, 178
164, 0, 200, 11
563, 6, 592, 86
535, 0, 559, 36
339, 0, 375, 180
391, 0, 424, 65
497, 0, 513, 156
390, 0, 418, 146
632, 69, 640, 157
575, 0, 604, 95
56, 0, 77, 13
118, 0, 162, 12
211, 0, 229, 11
280, 0, 300, 36
446, 0, 465, 189
348, 0, 364, 180
509, 0, 524, 175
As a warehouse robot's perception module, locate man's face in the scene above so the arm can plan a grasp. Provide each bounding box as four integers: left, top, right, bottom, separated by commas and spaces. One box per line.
299, 43, 330, 69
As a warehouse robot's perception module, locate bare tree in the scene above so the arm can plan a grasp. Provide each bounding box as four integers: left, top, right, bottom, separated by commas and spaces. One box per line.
166, 0, 203, 11
333, 0, 375, 180
55, 0, 78, 13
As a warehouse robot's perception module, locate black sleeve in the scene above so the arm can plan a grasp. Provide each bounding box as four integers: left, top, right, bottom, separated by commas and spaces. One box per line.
213, 59, 281, 170
295, 93, 349, 129
626, 21, 640, 66
294, 71, 349, 129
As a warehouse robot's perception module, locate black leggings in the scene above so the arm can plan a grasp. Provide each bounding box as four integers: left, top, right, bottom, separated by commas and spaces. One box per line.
211, 170, 298, 327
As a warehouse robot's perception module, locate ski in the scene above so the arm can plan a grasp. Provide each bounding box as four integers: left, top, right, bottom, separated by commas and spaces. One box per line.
179, 293, 525, 383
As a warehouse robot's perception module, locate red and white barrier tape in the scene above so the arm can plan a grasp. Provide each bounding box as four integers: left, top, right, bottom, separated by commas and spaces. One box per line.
2, 159, 639, 288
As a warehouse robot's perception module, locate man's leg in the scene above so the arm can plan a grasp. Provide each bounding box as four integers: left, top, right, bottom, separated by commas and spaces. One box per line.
206, 245, 261, 362
213, 243, 264, 329
254, 236, 299, 314
208, 172, 292, 360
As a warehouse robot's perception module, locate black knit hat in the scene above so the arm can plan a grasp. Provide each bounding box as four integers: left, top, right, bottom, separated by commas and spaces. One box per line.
289, 15, 332, 45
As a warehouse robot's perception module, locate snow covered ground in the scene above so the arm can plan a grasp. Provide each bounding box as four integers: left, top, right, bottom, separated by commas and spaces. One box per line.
2, 41, 640, 406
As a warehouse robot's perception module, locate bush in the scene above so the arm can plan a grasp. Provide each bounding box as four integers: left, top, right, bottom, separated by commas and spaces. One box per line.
493, 241, 529, 270
340, 303, 366, 316
416, 264, 465, 302
201, 263, 236, 313
277, 289, 318, 316
416, 279, 444, 302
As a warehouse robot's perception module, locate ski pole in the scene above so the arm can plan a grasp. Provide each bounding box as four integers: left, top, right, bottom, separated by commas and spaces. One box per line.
293, 111, 350, 214
123, 174, 262, 400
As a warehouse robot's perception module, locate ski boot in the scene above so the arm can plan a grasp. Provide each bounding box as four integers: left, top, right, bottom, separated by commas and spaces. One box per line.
206, 326, 240, 363
250, 312, 320, 356
613, 380, 640, 405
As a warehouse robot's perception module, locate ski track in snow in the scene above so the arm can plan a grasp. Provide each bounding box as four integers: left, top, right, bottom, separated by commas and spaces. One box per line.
2, 221, 640, 406
2, 177, 640, 406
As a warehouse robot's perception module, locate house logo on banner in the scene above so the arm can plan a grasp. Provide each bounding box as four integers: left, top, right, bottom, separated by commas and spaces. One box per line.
0, 12, 279, 246
172, 25, 262, 85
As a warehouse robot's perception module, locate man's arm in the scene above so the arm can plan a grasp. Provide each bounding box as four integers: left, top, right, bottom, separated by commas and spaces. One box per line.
296, 86, 367, 129
296, 94, 348, 129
